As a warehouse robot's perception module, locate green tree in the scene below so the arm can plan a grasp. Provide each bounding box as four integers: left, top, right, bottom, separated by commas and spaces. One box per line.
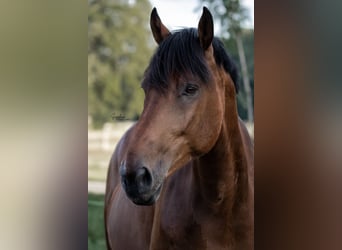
88, 0, 154, 128
223, 29, 254, 120
198, 0, 254, 122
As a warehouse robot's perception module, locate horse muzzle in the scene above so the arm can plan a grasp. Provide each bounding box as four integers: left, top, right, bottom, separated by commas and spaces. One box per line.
120, 164, 163, 206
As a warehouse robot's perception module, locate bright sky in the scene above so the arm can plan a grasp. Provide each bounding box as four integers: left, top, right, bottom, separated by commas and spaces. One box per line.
149, 0, 254, 34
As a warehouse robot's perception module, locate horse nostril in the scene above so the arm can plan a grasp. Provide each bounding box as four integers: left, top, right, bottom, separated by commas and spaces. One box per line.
135, 167, 153, 190
120, 165, 153, 194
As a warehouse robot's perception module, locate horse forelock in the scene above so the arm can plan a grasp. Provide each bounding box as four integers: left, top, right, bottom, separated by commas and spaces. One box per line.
142, 28, 239, 93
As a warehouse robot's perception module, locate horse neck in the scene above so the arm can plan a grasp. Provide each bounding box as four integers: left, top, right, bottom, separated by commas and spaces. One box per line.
194, 88, 251, 214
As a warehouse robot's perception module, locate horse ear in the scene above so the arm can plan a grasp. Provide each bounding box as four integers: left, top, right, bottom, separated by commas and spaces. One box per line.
198, 7, 214, 50
150, 8, 170, 45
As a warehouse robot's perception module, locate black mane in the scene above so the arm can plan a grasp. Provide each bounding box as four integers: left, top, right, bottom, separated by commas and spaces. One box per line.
142, 28, 239, 93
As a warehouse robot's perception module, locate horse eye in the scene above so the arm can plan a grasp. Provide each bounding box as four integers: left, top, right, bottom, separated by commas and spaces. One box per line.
183, 84, 199, 96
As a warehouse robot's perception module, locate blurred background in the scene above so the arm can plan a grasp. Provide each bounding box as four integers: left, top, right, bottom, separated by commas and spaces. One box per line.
88, 0, 254, 249
1, 0, 341, 249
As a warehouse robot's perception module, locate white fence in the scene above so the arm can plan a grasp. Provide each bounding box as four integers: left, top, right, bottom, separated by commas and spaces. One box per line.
89, 122, 254, 152
88, 122, 133, 152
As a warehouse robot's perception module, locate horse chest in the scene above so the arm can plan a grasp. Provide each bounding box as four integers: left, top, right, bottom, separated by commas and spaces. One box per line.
152, 170, 231, 249
157, 208, 231, 250
158, 207, 205, 249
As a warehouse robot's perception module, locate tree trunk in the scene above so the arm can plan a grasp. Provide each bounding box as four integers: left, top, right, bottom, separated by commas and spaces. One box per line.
236, 33, 253, 122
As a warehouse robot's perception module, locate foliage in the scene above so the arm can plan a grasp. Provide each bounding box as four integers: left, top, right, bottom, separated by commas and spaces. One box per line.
88, 0, 154, 128
88, 193, 106, 250
223, 29, 254, 120
199, 0, 249, 37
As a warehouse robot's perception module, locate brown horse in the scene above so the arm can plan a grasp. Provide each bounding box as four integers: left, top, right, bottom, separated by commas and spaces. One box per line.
105, 7, 254, 250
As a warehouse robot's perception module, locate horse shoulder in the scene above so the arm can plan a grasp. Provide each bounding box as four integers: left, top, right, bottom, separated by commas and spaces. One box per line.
104, 125, 135, 249
105, 126, 133, 205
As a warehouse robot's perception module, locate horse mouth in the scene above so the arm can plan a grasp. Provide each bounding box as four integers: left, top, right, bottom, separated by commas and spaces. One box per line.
129, 183, 163, 206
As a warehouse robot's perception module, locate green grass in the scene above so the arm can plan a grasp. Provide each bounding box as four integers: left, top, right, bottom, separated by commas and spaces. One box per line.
88, 193, 106, 250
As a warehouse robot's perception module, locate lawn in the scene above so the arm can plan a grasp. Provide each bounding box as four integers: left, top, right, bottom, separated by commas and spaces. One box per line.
88, 193, 106, 250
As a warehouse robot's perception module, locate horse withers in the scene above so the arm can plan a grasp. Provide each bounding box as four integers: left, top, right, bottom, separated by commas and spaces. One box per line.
105, 7, 254, 250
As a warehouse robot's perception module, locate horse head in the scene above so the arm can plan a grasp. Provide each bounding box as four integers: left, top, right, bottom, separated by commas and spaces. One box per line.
119, 7, 238, 205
